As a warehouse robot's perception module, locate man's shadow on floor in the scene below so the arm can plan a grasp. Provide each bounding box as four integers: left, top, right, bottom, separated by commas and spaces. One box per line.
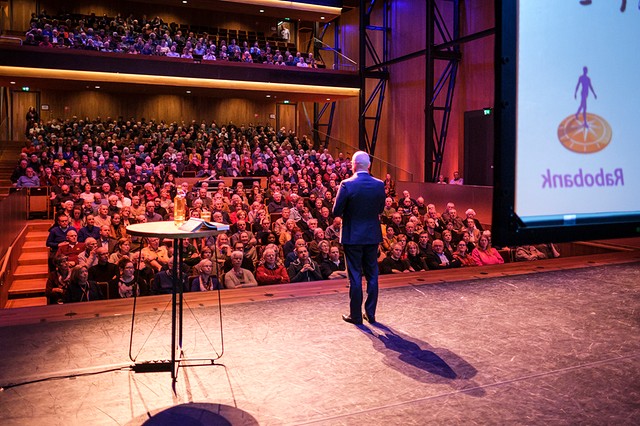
357, 322, 485, 397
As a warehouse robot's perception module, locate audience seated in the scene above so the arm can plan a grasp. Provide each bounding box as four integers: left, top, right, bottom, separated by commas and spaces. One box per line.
18, 111, 554, 303
21, 11, 322, 69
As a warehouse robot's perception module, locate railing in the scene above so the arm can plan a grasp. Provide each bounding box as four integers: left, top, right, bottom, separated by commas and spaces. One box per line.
313, 37, 358, 71
316, 131, 414, 182
0, 189, 28, 308
0, 189, 27, 259
0, 36, 23, 46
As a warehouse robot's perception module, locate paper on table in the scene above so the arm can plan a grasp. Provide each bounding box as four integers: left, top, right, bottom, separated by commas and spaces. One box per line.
178, 218, 230, 232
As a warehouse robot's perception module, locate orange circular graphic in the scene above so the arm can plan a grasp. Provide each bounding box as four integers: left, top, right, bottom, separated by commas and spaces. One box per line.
557, 113, 612, 154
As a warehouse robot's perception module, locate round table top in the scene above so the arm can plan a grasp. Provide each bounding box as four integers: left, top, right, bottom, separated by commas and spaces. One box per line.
126, 221, 223, 239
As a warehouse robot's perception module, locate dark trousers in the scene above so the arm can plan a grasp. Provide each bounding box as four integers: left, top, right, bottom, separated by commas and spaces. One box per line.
343, 244, 379, 320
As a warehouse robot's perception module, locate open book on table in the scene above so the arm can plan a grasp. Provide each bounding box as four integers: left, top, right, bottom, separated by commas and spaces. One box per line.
178, 218, 230, 232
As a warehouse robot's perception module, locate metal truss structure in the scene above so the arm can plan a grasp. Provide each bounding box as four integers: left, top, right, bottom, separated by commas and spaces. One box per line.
308, 21, 340, 150
359, 0, 390, 156
356, 0, 493, 180
311, 0, 493, 175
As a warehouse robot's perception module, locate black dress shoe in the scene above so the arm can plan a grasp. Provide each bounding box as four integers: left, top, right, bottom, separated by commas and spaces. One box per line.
342, 314, 363, 325
363, 313, 376, 323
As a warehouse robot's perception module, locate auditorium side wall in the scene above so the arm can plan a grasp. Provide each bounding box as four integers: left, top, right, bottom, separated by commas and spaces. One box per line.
330, 1, 495, 183
36, 91, 277, 128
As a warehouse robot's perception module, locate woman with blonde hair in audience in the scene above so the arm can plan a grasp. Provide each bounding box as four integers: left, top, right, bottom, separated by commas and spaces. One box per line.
471, 234, 504, 266
120, 206, 134, 227
453, 240, 477, 267
230, 208, 248, 225
158, 188, 174, 217
278, 218, 297, 246
406, 241, 427, 272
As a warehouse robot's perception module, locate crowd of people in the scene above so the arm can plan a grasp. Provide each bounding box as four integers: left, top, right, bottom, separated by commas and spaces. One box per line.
23, 11, 320, 67
9, 114, 558, 305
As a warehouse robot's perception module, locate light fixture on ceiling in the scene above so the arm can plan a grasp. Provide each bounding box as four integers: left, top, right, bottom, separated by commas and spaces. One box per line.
321, 17, 325, 20
94, 85, 100, 89
259, 9, 264, 13
186, 90, 191, 94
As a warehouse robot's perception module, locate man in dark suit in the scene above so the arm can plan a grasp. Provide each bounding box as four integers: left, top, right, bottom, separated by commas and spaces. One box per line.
424, 239, 461, 270
333, 151, 386, 325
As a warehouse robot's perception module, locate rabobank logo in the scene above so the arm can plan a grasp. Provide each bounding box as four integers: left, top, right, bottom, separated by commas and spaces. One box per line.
557, 66, 612, 153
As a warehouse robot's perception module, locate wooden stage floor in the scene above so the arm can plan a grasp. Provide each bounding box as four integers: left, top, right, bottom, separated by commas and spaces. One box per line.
0, 252, 639, 425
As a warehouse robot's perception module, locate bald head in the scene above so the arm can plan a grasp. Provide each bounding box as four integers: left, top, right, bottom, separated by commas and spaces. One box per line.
352, 151, 371, 172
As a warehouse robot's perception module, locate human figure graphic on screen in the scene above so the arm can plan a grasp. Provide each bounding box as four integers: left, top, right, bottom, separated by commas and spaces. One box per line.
574, 66, 597, 128
579, 0, 630, 12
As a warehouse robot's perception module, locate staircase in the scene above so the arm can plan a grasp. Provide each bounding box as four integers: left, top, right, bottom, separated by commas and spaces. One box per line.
5, 220, 51, 308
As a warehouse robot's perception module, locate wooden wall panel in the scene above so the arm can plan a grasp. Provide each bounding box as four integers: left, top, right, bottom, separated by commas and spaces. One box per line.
276, 103, 296, 133
8, 0, 35, 32
329, 1, 494, 185
329, 8, 360, 159
10, 90, 38, 140
34, 90, 276, 128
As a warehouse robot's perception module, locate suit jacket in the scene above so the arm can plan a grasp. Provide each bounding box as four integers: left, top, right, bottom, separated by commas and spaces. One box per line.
332, 171, 385, 245
425, 250, 461, 270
